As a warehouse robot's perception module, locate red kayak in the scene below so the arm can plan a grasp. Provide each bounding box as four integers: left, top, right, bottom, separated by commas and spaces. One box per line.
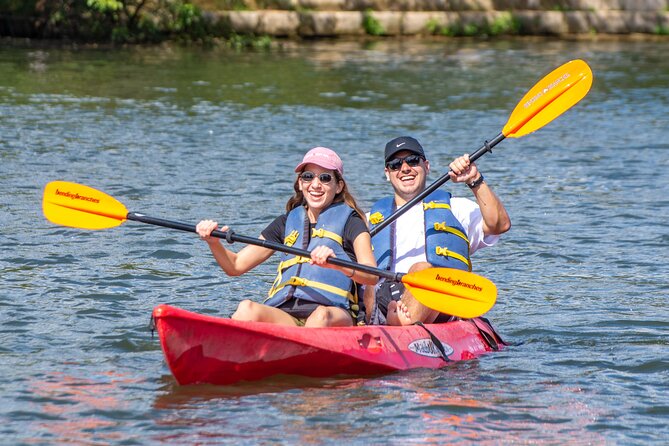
152, 304, 505, 386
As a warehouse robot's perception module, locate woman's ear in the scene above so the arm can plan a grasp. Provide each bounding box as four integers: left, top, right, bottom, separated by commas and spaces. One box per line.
337, 180, 344, 195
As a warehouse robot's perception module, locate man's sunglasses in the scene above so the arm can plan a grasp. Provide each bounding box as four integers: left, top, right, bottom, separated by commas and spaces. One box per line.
385, 154, 424, 171
299, 171, 334, 184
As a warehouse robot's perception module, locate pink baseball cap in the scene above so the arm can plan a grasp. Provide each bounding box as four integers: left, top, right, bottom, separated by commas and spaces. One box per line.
294, 147, 344, 176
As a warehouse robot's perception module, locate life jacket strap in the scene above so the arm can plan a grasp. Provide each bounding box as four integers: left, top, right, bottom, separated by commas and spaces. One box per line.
434, 246, 472, 271
268, 256, 310, 297
433, 222, 469, 244
278, 255, 310, 271
269, 276, 357, 303
423, 201, 451, 211
311, 227, 343, 245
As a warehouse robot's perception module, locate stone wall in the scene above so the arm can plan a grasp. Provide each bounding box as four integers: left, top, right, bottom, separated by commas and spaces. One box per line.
197, 0, 669, 37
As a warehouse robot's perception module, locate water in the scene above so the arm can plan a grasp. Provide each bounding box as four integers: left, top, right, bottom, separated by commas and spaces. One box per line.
1, 38, 668, 444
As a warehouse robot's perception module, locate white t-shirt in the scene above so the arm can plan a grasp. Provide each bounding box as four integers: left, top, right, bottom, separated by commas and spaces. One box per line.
392, 197, 499, 274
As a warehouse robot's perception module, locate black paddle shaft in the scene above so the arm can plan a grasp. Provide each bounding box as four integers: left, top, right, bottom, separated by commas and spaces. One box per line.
127, 212, 403, 282
369, 132, 505, 237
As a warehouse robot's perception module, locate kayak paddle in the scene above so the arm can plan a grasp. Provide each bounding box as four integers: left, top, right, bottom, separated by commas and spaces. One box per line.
369, 59, 594, 236
43, 181, 496, 319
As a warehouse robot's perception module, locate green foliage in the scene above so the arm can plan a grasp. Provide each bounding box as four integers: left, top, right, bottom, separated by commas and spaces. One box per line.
224, 32, 272, 50
425, 13, 519, 37
166, 1, 210, 42
655, 24, 669, 35
462, 23, 479, 36
425, 18, 439, 34
0, 0, 39, 15
87, 0, 123, 12
488, 12, 520, 36
209, 0, 248, 10
363, 9, 384, 36
0, 0, 216, 44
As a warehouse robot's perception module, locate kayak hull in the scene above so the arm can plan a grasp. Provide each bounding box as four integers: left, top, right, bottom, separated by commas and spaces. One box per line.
152, 304, 503, 386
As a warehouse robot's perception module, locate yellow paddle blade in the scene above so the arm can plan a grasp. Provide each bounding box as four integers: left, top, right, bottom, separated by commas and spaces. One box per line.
42, 181, 128, 230
503, 59, 593, 138
401, 268, 497, 319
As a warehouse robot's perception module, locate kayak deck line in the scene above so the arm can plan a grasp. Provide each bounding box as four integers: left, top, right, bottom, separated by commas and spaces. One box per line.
152, 304, 504, 386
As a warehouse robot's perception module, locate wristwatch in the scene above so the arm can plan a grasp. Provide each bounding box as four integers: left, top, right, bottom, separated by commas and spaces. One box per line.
467, 174, 485, 189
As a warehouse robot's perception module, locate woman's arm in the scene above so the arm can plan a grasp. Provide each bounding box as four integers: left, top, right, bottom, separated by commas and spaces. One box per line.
196, 220, 274, 276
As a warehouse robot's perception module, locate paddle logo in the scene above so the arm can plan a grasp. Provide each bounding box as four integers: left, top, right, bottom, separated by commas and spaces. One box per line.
523, 72, 570, 109
435, 273, 482, 292
54, 189, 100, 203
408, 338, 454, 358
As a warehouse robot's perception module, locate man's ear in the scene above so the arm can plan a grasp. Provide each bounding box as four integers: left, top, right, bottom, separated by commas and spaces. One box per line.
384, 168, 390, 181
424, 160, 430, 174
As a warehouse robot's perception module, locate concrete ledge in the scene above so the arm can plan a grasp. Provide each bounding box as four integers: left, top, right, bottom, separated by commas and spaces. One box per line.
299, 11, 365, 36
226, 10, 301, 36
208, 9, 669, 36
219, 0, 669, 12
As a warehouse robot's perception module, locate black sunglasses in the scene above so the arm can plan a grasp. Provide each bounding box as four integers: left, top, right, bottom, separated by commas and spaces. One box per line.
299, 171, 334, 184
385, 154, 424, 171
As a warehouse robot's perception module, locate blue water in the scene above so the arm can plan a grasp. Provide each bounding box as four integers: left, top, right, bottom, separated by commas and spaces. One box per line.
1, 38, 668, 444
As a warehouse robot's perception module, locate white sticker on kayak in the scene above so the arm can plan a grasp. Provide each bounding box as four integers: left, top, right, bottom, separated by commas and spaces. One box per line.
408, 338, 454, 358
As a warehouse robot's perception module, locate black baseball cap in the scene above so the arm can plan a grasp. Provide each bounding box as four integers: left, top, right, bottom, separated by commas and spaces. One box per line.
384, 136, 426, 162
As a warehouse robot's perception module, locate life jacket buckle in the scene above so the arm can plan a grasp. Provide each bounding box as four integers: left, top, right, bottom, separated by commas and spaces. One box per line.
284, 230, 299, 247
287, 277, 308, 287
369, 212, 384, 225
435, 246, 450, 258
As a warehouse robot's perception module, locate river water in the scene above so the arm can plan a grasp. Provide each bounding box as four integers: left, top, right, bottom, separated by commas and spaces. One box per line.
1, 38, 667, 445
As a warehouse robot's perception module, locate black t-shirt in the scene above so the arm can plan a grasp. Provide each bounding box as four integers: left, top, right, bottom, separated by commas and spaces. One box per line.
261, 209, 369, 262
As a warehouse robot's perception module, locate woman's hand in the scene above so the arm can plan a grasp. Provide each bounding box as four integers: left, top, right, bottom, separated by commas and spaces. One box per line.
309, 245, 336, 267
196, 220, 228, 244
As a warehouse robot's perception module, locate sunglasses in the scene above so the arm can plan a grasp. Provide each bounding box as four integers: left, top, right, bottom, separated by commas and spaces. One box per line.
385, 154, 424, 171
299, 171, 334, 184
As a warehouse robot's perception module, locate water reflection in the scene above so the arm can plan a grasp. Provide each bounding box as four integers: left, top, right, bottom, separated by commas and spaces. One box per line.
24, 370, 138, 444
3, 39, 667, 111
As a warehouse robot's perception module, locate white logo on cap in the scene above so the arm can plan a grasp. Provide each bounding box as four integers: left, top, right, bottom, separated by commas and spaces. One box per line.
396, 142, 406, 148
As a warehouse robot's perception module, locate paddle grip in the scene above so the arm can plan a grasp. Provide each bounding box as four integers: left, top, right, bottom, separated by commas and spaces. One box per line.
369, 131, 505, 237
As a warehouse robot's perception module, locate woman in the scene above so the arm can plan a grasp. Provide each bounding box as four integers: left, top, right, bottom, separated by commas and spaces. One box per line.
196, 147, 377, 327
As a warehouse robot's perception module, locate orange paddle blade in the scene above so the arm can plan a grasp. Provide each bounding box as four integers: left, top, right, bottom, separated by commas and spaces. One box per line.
402, 268, 497, 319
503, 59, 593, 138
42, 181, 128, 230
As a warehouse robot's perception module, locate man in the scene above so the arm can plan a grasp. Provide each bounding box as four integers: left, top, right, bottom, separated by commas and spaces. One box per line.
365, 136, 511, 325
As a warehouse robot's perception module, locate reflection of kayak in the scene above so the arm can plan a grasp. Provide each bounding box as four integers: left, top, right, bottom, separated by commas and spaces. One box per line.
152, 304, 505, 386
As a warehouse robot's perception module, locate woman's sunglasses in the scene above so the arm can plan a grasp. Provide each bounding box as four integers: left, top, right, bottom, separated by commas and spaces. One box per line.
299, 171, 334, 184
385, 154, 424, 171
